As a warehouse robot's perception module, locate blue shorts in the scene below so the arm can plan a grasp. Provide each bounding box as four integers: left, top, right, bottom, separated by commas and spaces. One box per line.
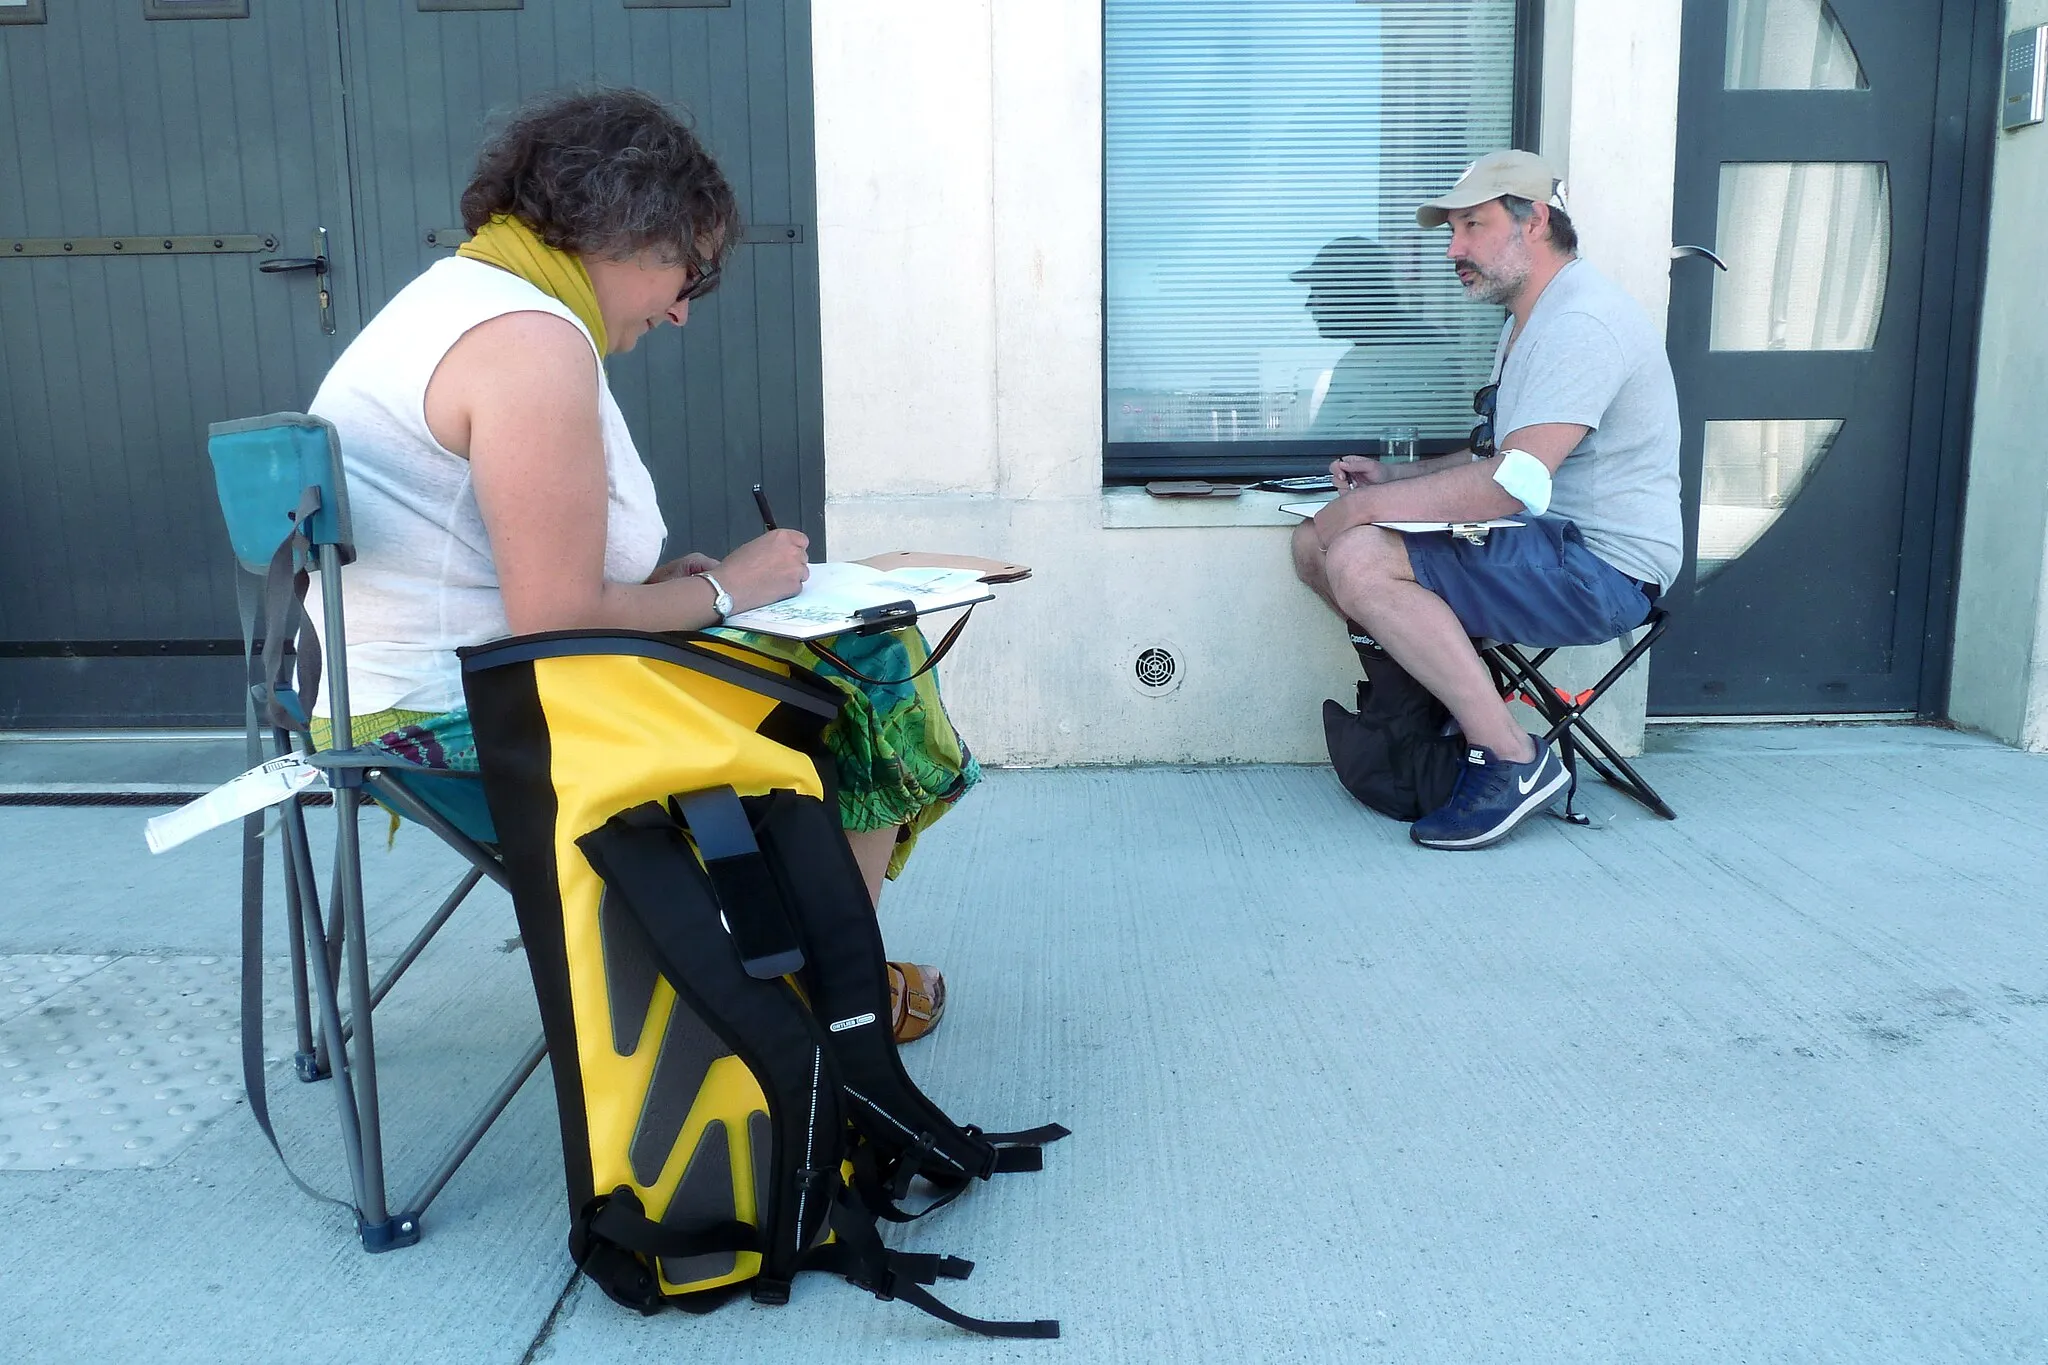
1403, 516, 1654, 647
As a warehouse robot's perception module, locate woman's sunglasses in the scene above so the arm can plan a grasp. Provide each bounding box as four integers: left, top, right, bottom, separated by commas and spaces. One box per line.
677, 255, 722, 304
1470, 382, 1498, 458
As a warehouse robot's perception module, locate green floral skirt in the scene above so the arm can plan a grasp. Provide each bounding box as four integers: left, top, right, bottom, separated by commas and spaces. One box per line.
311, 626, 978, 881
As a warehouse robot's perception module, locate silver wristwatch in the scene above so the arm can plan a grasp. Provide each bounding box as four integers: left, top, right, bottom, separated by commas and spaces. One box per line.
700, 572, 734, 622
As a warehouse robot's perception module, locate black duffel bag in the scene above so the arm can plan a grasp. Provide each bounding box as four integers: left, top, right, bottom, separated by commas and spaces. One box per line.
1321, 638, 1465, 822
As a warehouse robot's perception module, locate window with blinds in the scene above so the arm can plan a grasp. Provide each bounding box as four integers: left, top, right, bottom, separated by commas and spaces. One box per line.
1104, 0, 1530, 478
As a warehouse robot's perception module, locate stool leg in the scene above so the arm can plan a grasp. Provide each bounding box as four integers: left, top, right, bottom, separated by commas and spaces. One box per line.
1565, 718, 1677, 820
1484, 640, 1676, 821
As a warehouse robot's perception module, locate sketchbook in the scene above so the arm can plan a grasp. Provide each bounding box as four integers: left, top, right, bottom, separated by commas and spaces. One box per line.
718, 561, 995, 640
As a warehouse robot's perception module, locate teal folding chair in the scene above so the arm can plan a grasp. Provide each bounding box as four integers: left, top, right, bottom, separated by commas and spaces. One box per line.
207, 412, 546, 1251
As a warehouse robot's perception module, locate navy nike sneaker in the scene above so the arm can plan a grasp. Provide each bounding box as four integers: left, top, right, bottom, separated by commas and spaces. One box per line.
1410, 736, 1569, 850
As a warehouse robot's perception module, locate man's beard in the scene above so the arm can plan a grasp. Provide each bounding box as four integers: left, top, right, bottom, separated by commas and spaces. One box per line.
1455, 238, 1532, 305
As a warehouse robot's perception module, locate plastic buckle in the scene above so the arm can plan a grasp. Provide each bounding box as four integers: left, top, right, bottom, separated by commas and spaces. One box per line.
896, 1133, 940, 1194
751, 1276, 793, 1306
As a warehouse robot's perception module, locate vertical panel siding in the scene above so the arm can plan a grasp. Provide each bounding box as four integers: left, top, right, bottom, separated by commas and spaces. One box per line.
342, 0, 823, 561
0, 0, 818, 724
0, 0, 353, 722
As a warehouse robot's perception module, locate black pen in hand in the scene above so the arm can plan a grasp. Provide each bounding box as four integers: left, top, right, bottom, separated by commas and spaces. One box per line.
751, 484, 778, 532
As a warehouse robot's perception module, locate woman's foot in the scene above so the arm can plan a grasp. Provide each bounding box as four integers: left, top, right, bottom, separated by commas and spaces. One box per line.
886, 961, 946, 1044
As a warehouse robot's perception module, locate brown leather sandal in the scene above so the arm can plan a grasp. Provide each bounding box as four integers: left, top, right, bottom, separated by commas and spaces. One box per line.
886, 961, 946, 1044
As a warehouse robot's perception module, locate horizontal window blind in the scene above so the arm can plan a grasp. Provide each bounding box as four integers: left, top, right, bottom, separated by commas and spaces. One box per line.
1105, 0, 1521, 467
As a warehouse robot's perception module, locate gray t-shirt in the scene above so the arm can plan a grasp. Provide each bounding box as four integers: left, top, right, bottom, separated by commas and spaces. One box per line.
1491, 258, 1682, 589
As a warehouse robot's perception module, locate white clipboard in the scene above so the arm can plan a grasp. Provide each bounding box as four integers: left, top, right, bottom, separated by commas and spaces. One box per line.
1277, 500, 1522, 542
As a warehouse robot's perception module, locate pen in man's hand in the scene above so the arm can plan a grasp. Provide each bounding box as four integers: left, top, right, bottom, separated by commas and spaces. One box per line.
751, 483, 778, 531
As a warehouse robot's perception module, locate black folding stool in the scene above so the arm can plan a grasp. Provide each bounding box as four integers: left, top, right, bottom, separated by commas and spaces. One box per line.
1476, 605, 1677, 822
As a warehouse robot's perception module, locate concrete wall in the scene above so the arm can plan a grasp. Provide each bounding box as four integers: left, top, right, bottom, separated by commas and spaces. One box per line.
810, 0, 1683, 764
1949, 1, 2048, 751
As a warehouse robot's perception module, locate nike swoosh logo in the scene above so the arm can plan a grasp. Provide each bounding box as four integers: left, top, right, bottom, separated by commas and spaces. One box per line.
1518, 769, 1543, 795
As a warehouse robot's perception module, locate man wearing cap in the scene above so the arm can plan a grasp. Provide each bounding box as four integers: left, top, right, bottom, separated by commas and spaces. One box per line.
1290, 149, 1681, 850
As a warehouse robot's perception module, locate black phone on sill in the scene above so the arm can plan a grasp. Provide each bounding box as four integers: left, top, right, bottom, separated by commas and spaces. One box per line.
1255, 475, 1337, 493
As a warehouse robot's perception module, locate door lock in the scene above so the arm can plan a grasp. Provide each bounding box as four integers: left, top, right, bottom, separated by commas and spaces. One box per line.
259, 226, 334, 334
1670, 244, 1729, 271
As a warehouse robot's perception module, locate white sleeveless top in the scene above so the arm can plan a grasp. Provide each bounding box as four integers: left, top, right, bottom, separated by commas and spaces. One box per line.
305, 257, 668, 717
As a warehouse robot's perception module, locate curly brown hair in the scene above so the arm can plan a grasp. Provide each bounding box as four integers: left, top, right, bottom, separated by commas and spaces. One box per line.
460, 87, 741, 270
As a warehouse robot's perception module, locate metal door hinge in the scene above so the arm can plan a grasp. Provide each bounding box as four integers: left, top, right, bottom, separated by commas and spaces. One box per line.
6, 235, 274, 258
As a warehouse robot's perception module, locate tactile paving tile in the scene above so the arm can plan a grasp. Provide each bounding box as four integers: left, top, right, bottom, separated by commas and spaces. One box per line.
0, 955, 115, 1026
0, 954, 296, 1171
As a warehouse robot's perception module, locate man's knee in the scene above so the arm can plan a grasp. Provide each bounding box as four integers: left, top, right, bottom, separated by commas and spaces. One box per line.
1323, 525, 1412, 601
1290, 519, 1327, 590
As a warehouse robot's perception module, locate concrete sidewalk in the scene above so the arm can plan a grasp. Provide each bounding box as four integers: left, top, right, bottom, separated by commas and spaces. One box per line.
2, 725, 2045, 1363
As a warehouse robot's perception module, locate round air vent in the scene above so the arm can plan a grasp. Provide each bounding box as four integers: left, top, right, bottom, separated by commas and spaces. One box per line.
1130, 643, 1184, 696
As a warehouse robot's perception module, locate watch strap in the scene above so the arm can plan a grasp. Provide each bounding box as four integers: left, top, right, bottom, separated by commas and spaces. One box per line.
699, 572, 733, 622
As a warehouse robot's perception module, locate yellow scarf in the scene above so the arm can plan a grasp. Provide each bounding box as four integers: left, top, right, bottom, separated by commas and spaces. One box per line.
456, 214, 608, 357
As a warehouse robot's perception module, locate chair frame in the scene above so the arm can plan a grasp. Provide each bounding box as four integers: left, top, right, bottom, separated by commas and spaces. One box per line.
1477, 605, 1677, 822
219, 414, 545, 1252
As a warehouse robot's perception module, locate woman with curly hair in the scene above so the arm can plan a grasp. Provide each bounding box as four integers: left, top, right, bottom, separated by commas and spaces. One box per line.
304, 88, 963, 1042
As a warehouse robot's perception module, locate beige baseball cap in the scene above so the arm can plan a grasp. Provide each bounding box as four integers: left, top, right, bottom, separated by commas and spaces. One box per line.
1415, 150, 1567, 228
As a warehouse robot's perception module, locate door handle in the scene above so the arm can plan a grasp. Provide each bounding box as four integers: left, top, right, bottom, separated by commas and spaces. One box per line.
259, 227, 334, 335
1670, 244, 1729, 271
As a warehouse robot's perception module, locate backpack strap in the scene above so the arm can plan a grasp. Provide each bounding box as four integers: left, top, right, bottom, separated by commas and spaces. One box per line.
252, 485, 325, 732
574, 1188, 763, 1314
804, 604, 978, 686
817, 1187, 1060, 1340
970, 1123, 1074, 1173
580, 1178, 1056, 1337
576, 804, 845, 1297
744, 790, 1068, 1203
672, 787, 806, 980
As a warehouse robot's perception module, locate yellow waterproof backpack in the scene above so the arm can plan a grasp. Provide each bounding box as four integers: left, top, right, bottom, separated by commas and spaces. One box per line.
460, 629, 1065, 1337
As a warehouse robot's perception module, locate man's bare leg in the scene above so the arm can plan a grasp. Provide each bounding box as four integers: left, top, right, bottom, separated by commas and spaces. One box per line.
1292, 520, 1533, 762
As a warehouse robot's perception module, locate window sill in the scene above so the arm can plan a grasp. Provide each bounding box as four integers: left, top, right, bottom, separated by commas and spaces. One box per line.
1100, 486, 1313, 530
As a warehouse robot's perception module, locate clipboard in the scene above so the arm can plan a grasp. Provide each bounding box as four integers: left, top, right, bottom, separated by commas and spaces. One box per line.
1275, 502, 1522, 545
854, 551, 1034, 585
719, 562, 994, 640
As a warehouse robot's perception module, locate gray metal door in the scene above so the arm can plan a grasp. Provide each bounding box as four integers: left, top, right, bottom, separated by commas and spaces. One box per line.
0, 0, 360, 726
1653, 0, 1991, 715
338, 0, 824, 562
1, 0, 821, 729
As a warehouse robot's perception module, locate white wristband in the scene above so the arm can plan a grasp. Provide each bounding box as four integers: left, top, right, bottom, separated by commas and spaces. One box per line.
1492, 447, 1553, 516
